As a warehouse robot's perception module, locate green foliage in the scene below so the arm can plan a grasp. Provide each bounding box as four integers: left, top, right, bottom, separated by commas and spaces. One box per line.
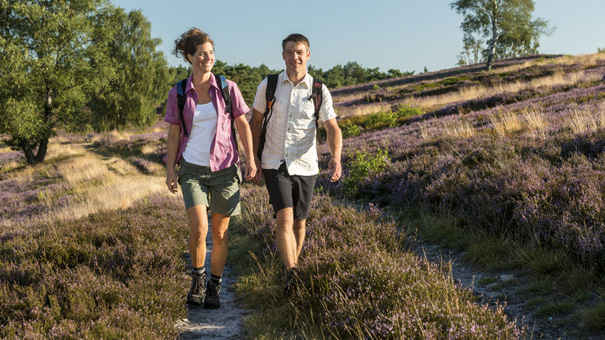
168, 65, 191, 88
396, 105, 424, 120
450, 0, 553, 70
339, 120, 361, 139
87, 8, 169, 131
366, 110, 398, 130
457, 37, 484, 65
213, 61, 280, 105
0, 0, 168, 162
343, 148, 390, 196
167, 61, 412, 108
0, 0, 115, 164
337, 106, 424, 139
309, 61, 414, 89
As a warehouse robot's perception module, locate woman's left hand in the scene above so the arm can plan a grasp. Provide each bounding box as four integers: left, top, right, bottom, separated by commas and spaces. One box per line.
244, 160, 257, 181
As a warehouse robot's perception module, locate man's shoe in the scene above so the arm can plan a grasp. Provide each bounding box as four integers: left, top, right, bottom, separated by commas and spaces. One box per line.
187, 272, 206, 306
283, 268, 299, 297
204, 279, 221, 309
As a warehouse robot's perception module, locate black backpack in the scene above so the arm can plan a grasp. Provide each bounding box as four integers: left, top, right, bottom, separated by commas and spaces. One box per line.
176, 75, 238, 150
257, 74, 323, 160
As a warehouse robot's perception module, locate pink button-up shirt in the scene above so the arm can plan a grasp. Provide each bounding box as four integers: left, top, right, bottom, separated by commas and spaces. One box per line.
163, 73, 249, 172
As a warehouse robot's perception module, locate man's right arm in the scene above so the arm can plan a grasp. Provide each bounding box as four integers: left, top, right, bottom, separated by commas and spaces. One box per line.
250, 78, 268, 185
250, 109, 264, 185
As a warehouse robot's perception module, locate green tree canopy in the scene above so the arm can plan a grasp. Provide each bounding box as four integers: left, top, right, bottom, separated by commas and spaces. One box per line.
167, 59, 411, 107
309, 62, 413, 89
0, 0, 117, 164
451, 0, 553, 71
87, 8, 169, 131
0, 0, 170, 164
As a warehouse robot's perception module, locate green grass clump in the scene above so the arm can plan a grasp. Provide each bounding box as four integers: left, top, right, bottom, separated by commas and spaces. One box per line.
580, 302, 605, 333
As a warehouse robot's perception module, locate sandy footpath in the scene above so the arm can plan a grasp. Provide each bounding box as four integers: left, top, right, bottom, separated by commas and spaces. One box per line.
176, 228, 249, 339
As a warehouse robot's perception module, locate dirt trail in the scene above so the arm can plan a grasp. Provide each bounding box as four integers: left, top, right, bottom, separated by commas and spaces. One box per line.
176, 228, 249, 339
415, 243, 605, 340
173, 201, 604, 340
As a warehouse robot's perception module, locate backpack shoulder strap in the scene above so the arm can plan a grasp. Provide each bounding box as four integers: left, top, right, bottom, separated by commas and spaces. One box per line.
265, 74, 279, 113
177, 78, 189, 137
216, 75, 239, 152
311, 77, 324, 128
258, 74, 279, 161
216, 74, 232, 117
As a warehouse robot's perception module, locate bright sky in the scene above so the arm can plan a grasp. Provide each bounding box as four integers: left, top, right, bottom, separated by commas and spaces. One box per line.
109, 0, 605, 74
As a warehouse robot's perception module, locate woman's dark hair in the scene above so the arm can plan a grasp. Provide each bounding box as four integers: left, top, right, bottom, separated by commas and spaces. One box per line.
174, 28, 214, 64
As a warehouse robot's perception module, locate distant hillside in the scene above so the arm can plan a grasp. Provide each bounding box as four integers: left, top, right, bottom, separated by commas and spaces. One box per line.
331, 54, 568, 117
318, 52, 605, 336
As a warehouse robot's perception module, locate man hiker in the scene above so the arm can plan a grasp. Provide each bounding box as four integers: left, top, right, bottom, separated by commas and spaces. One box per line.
250, 33, 343, 296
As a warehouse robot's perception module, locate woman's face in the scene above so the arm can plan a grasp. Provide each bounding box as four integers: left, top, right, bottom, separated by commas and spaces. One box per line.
187, 42, 214, 73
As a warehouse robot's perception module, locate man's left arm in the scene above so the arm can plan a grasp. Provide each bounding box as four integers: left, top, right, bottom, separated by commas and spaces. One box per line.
323, 118, 342, 182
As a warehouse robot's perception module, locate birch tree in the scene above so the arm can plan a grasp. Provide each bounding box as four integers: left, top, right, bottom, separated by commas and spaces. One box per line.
87, 8, 169, 131
450, 0, 552, 71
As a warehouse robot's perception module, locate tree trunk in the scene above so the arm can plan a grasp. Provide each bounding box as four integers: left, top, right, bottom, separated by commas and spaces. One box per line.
21, 136, 49, 165
34, 136, 49, 163
22, 141, 36, 165
486, 3, 499, 72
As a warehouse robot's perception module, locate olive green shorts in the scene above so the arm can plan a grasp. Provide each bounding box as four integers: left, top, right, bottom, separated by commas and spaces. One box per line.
177, 160, 242, 215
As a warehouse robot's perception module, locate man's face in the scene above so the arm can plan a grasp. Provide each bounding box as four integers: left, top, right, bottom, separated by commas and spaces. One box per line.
282, 41, 310, 74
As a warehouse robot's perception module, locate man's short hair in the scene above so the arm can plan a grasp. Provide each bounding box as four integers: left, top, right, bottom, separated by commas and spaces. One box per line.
282, 33, 310, 51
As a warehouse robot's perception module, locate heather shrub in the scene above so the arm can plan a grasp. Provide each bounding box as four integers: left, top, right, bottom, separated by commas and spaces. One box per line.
0, 195, 188, 339
236, 186, 524, 339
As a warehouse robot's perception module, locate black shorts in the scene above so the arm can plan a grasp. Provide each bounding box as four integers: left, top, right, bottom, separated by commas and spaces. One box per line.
263, 163, 317, 220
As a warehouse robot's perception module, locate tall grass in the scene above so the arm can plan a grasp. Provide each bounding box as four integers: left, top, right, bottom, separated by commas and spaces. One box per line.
490, 110, 522, 136
445, 120, 475, 139
234, 185, 525, 339
406, 71, 600, 111
1, 135, 169, 229
523, 109, 547, 138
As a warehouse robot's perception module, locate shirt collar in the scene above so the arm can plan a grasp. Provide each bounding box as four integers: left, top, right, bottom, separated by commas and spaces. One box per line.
280, 70, 311, 88
209, 73, 220, 91
185, 73, 220, 93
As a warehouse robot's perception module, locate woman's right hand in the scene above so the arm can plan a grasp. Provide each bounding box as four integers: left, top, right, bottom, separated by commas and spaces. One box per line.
166, 171, 178, 194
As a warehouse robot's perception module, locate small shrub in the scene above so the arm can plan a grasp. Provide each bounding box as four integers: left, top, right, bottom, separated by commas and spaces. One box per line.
339, 120, 361, 139
396, 105, 423, 119
366, 111, 398, 130
343, 148, 390, 196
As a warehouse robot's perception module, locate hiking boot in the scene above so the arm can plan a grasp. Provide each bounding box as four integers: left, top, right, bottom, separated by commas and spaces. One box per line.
187, 272, 206, 306
283, 268, 299, 297
204, 279, 221, 309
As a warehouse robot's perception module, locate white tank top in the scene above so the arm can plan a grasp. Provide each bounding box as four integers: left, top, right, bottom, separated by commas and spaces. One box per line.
182, 102, 217, 166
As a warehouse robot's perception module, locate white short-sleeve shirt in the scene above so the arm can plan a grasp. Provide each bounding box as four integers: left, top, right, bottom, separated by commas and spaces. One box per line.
253, 71, 337, 176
